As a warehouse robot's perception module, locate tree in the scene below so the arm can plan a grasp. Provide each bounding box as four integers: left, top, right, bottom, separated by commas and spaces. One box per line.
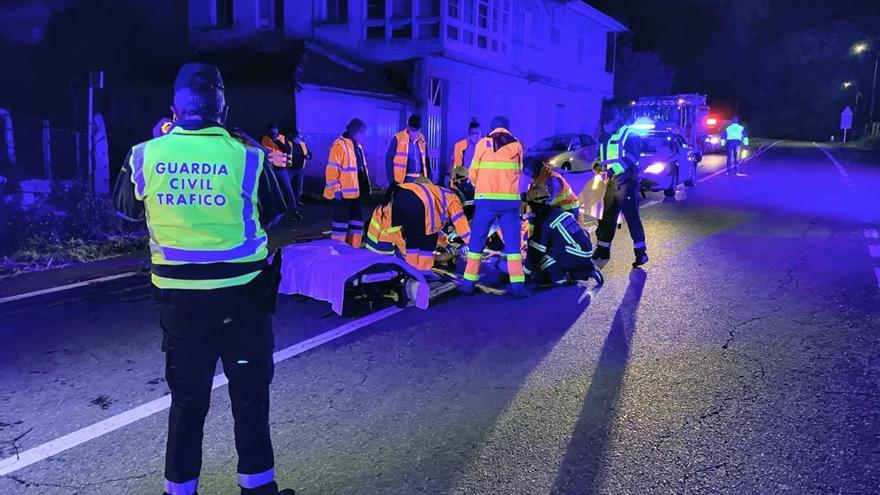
614, 44, 676, 102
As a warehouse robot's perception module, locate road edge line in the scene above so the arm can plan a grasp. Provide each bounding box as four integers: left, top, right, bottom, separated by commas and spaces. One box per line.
0, 272, 140, 305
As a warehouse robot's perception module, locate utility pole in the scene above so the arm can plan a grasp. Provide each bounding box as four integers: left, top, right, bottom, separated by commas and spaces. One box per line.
870, 56, 878, 126
87, 71, 104, 192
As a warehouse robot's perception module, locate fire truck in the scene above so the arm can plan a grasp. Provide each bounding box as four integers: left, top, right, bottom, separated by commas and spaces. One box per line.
629, 94, 711, 159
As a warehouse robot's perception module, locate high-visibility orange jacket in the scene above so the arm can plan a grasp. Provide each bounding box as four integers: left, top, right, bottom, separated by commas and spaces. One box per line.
451, 138, 468, 170
388, 130, 427, 184
261, 134, 289, 167
535, 165, 580, 211
365, 184, 471, 254
324, 136, 367, 200
469, 127, 524, 201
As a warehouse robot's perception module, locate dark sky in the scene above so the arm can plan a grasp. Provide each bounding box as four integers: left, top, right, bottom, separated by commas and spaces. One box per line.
590, 0, 880, 137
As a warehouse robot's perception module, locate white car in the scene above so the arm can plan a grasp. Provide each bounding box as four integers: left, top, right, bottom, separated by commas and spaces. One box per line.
525, 134, 599, 172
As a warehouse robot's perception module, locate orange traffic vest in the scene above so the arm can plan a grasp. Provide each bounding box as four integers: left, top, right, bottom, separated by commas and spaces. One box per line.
451, 138, 468, 170
535, 165, 580, 211
261, 134, 288, 167
469, 127, 523, 201
324, 136, 367, 200
365, 203, 405, 255
392, 130, 427, 184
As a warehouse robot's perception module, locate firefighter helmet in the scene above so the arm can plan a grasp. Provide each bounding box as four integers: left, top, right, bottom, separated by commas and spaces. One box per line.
452, 166, 468, 180
525, 184, 551, 204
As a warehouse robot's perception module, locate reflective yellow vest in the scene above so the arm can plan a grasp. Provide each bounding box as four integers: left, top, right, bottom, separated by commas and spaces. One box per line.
129, 126, 268, 289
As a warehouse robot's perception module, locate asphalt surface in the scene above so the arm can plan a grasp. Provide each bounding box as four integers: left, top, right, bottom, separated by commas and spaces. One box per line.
1, 141, 879, 494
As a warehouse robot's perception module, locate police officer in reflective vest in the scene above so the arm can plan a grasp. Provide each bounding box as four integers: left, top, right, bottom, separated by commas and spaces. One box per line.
721, 116, 748, 175
460, 115, 530, 297
592, 106, 649, 267
112, 63, 295, 495
385, 114, 428, 185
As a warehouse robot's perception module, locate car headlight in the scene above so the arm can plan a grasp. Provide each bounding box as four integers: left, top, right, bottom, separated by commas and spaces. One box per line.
709, 136, 720, 144
547, 156, 560, 166
643, 162, 667, 174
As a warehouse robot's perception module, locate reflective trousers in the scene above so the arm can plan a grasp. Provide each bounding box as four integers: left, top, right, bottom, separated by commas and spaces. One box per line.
464, 200, 525, 285
595, 178, 646, 251
726, 140, 741, 174
392, 188, 439, 273
159, 273, 279, 495
332, 198, 365, 248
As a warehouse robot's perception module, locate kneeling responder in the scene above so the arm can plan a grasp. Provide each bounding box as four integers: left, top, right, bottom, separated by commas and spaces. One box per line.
523, 156, 581, 220
112, 63, 295, 495
449, 166, 475, 220
460, 115, 529, 298
592, 106, 648, 267
366, 177, 471, 277
324, 118, 371, 248
524, 185, 603, 287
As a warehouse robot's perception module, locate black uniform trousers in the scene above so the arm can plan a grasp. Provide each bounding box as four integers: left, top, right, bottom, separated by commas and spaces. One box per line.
391, 188, 439, 256
595, 176, 646, 251
159, 272, 278, 494
726, 139, 742, 174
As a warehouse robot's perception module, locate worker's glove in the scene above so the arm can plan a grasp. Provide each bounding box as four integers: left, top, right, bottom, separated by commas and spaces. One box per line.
592, 161, 604, 174
458, 244, 470, 257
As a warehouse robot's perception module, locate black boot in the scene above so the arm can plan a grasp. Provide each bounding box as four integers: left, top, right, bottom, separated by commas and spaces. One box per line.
592, 246, 611, 260
633, 248, 649, 267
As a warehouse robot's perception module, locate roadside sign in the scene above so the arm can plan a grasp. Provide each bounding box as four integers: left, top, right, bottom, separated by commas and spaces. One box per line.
840, 106, 853, 130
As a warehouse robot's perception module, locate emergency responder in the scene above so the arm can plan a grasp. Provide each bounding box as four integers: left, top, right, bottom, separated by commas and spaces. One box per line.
721, 116, 748, 175
460, 115, 529, 297
365, 177, 471, 278
287, 128, 312, 209
111, 63, 295, 495
449, 165, 475, 220
325, 118, 371, 248
523, 184, 603, 287
385, 114, 428, 185
523, 156, 581, 220
592, 106, 649, 267
261, 122, 301, 219
449, 119, 482, 183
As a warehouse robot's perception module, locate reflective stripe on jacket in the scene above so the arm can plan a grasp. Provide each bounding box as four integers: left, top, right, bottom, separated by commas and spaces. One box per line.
469, 127, 523, 201
365, 203, 405, 255
535, 165, 580, 211
261, 134, 289, 166
391, 130, 427, 184
129, 125, 268, 289
324, 136, 365, 200
397, 183, 471, 243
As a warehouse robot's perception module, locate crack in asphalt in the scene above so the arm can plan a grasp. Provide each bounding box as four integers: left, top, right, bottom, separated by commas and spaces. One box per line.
0, 427, 33, 460
2, 470, 156, 494
722, 316, 768, 350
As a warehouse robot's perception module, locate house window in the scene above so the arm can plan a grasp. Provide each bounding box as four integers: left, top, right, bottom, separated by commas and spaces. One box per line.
392, 0, 412, 19
419, 0, 439, 17
275, 0, 284, 29
215, 0, 233, 29
477, 34, 487, 48
477, 0, 488, 29
257, 0, 273, 29
367, 25, 386, 39
419, 22, 440, 39
448, 0, 459, 19
326, 0, 348, 23
392, 24, 412, 39
367, 0, 385, 19
605, 32, 617, 73
447, 25, 459, 40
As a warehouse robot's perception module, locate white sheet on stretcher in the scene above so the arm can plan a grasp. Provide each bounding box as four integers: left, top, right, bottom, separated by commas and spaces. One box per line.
277, 239, 429, 314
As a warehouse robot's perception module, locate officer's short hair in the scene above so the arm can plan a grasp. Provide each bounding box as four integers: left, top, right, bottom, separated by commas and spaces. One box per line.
490, 115, 510, 130
346, 118, 367, 135
600, 105, 620, 125
173, 87, 225, 123
468, 119, 481, 130
408, 114, 422, 130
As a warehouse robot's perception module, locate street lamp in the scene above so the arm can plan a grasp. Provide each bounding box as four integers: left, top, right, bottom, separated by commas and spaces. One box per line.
843, 81, 854, 88
852, 42, 869, 55
851, 41, 878, 127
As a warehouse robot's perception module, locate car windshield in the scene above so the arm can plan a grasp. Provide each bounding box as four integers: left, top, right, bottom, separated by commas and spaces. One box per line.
533, 136, 570, 152
642, 135, 677, 154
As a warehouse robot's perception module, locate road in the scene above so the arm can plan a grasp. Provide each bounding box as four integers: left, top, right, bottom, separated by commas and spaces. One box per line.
1, 141, 879, 494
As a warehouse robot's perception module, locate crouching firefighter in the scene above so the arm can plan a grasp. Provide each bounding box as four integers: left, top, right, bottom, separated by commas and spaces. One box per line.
524, 185, 603, 287
365, 177, 472, 278
523, 156, 581, 221
592, 106, 649, 267
112, 63, 296, 495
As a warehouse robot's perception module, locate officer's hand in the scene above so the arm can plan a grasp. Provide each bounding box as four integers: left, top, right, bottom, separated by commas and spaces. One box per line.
592, 161, 603, 174
268, 152, 291, 168
334, 191, 343, 201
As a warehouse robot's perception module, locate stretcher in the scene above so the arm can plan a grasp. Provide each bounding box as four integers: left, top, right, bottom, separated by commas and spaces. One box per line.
278, 239, 429, 316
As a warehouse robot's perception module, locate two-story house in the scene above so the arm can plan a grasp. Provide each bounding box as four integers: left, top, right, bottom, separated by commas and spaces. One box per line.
188, 0, 625, 188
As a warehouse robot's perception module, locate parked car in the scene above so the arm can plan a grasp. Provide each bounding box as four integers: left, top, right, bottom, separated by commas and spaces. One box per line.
638, 130, 698, 197
525, 134, 598, 172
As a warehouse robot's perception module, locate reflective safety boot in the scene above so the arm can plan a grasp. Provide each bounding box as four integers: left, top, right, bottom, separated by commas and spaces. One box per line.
592, 246, 611, 260
633, 249, 649, 267
508, 283, 532, 298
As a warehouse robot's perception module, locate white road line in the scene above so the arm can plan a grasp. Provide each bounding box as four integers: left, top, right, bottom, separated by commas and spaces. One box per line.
696, 139, 783, 184
865, 229, 879, 239
641, 199, 662, 209
876, 268, 880, 290
0, 272, 139, 305
0, 283, 458, 476
811, 142, 854, 186
868, 245, 880, 258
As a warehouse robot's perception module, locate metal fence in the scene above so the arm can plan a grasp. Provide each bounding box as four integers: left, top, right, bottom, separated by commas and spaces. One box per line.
0, 109, 84, 182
